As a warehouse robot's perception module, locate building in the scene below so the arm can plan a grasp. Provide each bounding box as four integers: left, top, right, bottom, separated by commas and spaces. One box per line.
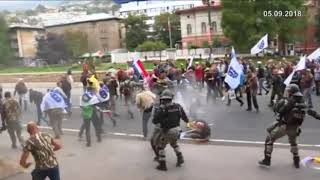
119, 0, 203, 32
8, 24, 45, 59
45, 13, 125, 52
294, 0, 320, 54
176, 2, 224, 49
30, 11, 87, 27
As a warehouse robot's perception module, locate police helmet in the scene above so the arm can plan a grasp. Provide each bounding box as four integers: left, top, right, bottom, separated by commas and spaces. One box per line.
286, 84, 302, 97
160, 89, 174, 100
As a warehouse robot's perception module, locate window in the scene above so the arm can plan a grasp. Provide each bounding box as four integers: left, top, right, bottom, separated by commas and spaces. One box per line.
211, 21, 217, 32
187, 24, 192, 35
201, 22, 207, 34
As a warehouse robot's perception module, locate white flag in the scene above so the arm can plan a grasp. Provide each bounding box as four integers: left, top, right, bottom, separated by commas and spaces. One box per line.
224, 47, 243, 89
284, 56, 306, 86
251, 34, 268, 55
187, 55, 194, 69
307, 48, 320, 62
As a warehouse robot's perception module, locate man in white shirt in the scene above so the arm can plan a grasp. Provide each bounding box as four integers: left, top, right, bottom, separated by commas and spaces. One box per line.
136, 86, 156, 138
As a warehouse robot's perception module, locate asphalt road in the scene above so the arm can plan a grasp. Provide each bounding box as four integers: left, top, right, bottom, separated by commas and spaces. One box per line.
4, 84, 320, 145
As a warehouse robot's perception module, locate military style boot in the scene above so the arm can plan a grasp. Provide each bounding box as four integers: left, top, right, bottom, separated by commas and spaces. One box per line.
153, 156, 159, 162
259, 156, 271, 167
293, 156, 300, 169
176, 153, 184, 167
156, 161, 167, 171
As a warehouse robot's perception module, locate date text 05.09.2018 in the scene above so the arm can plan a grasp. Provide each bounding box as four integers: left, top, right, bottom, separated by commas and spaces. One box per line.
263, 10, 302, 17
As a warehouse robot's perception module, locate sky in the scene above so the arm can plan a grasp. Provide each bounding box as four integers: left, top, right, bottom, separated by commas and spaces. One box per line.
0, 0, 63, 11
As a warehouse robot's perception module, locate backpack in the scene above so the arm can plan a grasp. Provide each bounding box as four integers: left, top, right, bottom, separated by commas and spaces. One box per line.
81, 106, 94, 119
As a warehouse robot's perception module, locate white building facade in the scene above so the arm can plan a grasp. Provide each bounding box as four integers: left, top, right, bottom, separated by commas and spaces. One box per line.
119, 0, 203, 31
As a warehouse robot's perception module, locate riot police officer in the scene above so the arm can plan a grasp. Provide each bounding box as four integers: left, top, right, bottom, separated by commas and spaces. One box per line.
259, 84, 306, 168
152, 89, 190, 171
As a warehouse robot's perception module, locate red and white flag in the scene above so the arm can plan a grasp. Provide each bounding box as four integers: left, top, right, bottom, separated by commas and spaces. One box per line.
96, 50, 104, 58
132, 56, 148, 79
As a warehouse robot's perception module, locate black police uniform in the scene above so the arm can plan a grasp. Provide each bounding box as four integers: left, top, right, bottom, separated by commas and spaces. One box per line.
260, 87, 306, 168
152, 101, 189, 171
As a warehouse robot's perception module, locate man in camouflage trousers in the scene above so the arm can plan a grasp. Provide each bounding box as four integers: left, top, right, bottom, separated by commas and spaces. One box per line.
2, 91, 24, 149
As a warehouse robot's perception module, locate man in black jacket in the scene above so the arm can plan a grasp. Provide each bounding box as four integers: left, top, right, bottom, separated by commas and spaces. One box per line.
257, 62, 269, 95
29, 89, 47, 125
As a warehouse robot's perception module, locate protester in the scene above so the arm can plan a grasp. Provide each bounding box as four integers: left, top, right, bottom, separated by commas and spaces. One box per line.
79, 86, 102, 147
20, 122, 62, 180
314, 64, 320, 96
14, 78, 28, 111
245, 70, 259, 112
2, 91, 24, 149
300, 69, 314, 108
135, 85, 156, 139
41, 89, 66, 139
257, 61, 269, 95
29, 89, 47, 126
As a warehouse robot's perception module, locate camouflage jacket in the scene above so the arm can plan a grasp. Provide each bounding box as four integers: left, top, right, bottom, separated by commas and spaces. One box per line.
2, 98, 21, 123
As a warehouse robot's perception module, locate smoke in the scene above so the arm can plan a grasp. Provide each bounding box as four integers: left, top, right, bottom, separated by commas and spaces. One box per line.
174, 87, 207, 120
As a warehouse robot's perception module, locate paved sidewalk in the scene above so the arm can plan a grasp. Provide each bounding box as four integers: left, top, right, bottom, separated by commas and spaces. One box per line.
0, 132, 319, 180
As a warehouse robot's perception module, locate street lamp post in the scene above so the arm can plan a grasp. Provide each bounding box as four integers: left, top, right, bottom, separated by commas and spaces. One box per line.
168, 16, 173, 48
207, 0, 215, 62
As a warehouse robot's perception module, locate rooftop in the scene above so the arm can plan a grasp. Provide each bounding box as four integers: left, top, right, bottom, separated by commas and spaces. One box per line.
9, 24, 45, 30
43, 13, 122, 27
119, 0, 203, 12
176, 4, 222, 14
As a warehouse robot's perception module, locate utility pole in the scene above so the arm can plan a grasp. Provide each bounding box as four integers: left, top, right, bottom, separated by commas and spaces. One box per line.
206, 0, 214, 62
168, 16, 173, 48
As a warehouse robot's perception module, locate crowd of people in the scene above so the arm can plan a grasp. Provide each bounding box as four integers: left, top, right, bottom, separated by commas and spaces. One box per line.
1, 55, 320, 178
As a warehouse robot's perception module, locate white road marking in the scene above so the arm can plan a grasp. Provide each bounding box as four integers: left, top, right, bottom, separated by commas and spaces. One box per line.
27, 125, 320, 148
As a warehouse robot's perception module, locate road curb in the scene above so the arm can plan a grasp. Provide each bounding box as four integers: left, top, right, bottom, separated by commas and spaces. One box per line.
36, 126, 320, 150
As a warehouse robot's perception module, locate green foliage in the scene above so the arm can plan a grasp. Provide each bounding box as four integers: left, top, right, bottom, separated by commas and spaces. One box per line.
136, 40, 167, 51
212, 37, 222, 48
188, 44, 199, 49
36, 33, 69, 64
64, 31, 89, 58
0, 16, 13, 64
221, 0, 306, 53
153, 13, 181, 47
202, 41, 210, 48
122, 14, 149, 51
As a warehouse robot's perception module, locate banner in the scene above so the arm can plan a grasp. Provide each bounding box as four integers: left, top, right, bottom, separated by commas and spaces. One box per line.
224, 47, 243, 89
284, 56, 306, 86
307, 48, 320, 62
251, 34, 268, 55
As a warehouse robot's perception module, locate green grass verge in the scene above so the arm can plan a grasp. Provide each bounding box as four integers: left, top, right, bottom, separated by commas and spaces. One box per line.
0, 57, 299, 74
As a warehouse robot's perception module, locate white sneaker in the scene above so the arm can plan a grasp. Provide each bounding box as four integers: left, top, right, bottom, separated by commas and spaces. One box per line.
221, 96, 226, 101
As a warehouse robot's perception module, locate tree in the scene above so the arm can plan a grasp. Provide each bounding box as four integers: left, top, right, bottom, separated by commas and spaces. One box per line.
315, 13, 320, 44
122, 14, 149, 51
0, 16, 13, 64
212, 37, 222, 48
221, 0, 305, 54
202, 41, 210, 48
153, 13, 181, 48
136, 40, 167, 51
64, 31, 88, 58
36, 33, 69, 64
